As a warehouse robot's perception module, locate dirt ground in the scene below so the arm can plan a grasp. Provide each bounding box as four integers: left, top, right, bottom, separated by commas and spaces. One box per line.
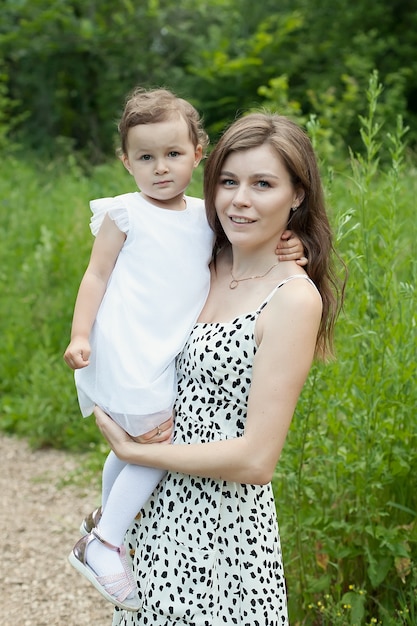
0, 433, 113, 626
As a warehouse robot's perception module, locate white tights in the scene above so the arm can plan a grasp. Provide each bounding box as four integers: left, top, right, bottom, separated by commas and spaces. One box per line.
100, 451, 165, 544
87, 451, 165, 582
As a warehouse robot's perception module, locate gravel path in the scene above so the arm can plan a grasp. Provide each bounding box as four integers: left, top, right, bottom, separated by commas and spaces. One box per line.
0, 434, 113, 626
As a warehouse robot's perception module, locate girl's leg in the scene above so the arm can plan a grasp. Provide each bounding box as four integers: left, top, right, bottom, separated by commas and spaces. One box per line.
101, 450, 127, 509
86, 464, 166, 581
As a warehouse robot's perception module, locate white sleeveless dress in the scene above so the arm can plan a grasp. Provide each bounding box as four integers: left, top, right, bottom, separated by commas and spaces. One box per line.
74, 192, 213, 436
111, 275, 316, 625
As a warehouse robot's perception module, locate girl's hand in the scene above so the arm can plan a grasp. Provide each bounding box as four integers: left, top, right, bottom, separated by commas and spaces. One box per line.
276, 230, 308, 266
63, 337, 91, 369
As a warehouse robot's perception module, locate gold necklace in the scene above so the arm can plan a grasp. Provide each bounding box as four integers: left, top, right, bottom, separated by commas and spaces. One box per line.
229, 261, 280, 289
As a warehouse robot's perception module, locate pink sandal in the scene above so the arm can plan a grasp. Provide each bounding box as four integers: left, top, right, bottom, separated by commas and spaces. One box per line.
80, 506, 103, 536
68, 528, 140, 611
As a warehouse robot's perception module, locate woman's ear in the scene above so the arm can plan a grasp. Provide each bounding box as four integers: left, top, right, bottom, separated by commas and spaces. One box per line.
293, 189, 305, 209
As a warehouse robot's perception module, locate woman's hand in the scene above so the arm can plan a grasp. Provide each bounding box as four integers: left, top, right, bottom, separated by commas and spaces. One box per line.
94, 406, 174, 460
131, 417, 174, 444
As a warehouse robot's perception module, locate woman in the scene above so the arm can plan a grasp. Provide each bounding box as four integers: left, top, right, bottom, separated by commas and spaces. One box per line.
95, 112, 344, 625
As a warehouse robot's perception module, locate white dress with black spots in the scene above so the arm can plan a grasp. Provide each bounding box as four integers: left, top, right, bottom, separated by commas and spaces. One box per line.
112, 277, 313, 626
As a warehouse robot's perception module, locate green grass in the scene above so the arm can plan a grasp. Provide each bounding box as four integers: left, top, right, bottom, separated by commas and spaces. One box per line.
0, 154, 203, 451
0, 77, 415, 624
274, 76, 417, 625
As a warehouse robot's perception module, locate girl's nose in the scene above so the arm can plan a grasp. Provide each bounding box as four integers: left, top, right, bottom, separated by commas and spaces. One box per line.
155, 158, 169, 174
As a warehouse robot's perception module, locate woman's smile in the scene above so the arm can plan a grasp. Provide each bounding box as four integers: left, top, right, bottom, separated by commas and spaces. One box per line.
230, 216, 255, 224
216, 145, 301, 247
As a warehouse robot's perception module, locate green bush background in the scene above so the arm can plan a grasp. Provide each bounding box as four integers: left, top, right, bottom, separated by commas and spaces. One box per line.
1, 73, 416, 624
1, 0, 417, 159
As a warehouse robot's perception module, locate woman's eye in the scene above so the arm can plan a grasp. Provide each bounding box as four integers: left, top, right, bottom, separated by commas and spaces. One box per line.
256, 180, 270, 188
220, 178, 237, 187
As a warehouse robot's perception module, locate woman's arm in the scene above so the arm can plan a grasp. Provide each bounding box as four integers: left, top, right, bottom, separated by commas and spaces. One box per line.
64, 214, 126, 369
95, 280, 322, 484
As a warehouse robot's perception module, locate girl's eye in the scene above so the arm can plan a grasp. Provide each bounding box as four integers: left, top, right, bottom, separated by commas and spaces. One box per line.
140, 154, 152, 161
168, 151, 180, 157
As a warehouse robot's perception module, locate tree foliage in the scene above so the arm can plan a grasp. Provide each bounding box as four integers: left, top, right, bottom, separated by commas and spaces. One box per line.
1, 0, 416, 159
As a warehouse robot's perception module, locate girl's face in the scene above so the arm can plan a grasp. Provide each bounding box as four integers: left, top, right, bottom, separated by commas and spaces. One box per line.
122, 115, 202, 211
215, 144, 303, 249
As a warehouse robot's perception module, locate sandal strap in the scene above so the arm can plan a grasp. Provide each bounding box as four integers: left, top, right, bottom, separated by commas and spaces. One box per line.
96, 570, 135, 602
91, 528, 121, 553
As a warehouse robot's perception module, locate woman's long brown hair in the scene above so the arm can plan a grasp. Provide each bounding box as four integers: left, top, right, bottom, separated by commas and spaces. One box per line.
203, 112, 346, 360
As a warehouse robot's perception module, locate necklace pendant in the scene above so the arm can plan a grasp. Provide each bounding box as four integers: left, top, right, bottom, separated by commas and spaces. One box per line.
229, 279, 239, 290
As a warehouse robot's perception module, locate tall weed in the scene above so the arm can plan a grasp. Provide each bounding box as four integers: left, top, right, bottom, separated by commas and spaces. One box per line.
275, 72, 417, 624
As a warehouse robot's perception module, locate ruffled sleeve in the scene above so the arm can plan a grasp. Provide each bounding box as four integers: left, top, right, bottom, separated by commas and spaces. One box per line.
89, 197, 130, 236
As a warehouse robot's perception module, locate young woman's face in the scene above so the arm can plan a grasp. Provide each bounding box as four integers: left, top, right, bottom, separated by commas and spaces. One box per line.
122, 115, 202, 210
215, 144, 302, 249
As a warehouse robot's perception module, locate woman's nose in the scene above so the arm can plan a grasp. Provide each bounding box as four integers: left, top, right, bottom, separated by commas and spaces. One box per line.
232, 185, 251, 207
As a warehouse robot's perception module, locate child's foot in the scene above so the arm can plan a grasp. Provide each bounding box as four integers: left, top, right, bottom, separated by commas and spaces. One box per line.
68, 529, 140, 611
86, 531, 128, 579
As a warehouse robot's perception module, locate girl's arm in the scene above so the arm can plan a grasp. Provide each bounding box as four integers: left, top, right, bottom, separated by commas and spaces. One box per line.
277, 230, 308, 266
95, 279, 322, 484
64, 214, 126, 369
